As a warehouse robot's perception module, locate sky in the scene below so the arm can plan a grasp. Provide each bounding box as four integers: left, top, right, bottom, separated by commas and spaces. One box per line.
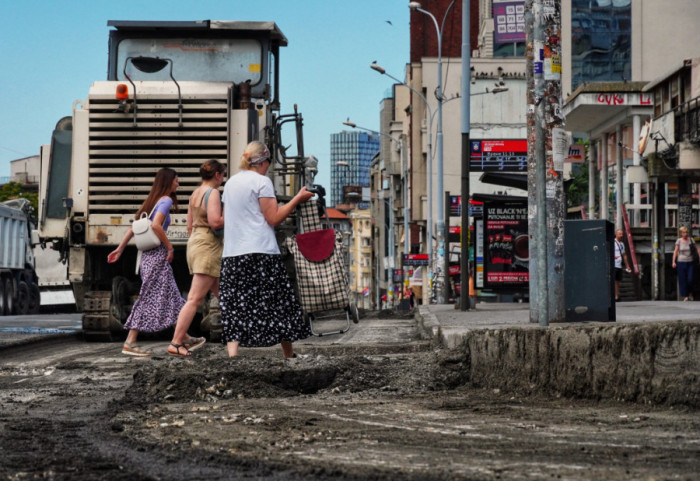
0, 0, 411, 191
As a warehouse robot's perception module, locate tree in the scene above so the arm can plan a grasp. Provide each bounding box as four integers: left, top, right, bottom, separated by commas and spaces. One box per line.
566, 142, 589, 210
0, 181, 38, 218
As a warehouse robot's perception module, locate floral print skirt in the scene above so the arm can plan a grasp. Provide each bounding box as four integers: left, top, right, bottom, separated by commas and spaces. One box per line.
219, 253, 312, 347
123, 245, 185, 333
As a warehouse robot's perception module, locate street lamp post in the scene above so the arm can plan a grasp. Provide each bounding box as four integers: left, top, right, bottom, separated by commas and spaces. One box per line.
343, 120, 406, 308
409, 0, 455, 304
370, 62, 435, 304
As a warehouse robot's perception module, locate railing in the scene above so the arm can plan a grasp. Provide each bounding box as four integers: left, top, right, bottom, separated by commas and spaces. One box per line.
675, 96, 700, 143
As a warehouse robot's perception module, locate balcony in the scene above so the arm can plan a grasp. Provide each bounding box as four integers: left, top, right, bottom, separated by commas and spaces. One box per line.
675, 96, 700, 144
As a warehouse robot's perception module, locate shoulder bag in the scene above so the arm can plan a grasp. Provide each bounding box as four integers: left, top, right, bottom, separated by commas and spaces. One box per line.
132, 208, 161, 251
203, 188, 224, 237
691, 239, 699, 265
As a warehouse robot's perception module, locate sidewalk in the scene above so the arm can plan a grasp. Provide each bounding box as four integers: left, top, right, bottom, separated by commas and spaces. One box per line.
414, 300, 699, 407
417, 300, 700, 348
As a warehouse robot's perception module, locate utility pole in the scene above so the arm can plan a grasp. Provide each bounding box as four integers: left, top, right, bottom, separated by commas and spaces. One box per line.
459, 0, 471, 311
526, 0, 565, 325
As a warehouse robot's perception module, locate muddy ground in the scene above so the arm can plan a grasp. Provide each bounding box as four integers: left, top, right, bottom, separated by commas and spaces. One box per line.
0, 318, 698, 481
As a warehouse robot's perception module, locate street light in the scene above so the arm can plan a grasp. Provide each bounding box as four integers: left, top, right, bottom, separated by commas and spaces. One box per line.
408, 0, 455, 304
343, 119, 408, 309
370, 62, 436, 304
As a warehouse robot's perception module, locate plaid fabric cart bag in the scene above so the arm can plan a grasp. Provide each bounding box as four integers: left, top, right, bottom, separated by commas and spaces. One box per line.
286, 200, 359, 336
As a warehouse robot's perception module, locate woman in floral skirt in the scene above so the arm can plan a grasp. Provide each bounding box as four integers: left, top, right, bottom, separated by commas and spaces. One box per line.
220, 141, 315, 358
108, 167, 186, 356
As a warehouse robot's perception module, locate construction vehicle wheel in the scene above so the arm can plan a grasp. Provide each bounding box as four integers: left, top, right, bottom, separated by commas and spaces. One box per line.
28, 283, 40, 314
4, 278, 15, 316
16, 281, 30, 316
0, 277, 5, 316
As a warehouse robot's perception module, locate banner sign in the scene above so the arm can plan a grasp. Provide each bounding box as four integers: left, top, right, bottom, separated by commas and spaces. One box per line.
449, 195, 484, 216
470, 139, 528, 172
403, 254, 429, 266
565, 144, 585, 163
493, 0, 526, 45
483, 199, 529, 288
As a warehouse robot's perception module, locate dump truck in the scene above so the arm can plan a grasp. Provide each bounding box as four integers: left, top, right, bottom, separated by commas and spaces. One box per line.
37, 20, 313, 340
0, 198, 40, 315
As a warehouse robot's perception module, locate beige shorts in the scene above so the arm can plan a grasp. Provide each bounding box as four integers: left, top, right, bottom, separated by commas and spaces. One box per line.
187, 227, 223, 277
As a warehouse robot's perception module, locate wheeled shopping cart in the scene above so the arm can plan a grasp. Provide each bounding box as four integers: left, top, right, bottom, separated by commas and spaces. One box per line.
286, 199, 359, 336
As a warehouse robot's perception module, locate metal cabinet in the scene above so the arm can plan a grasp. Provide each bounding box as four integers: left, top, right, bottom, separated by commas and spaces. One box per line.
564, 220, 615, 322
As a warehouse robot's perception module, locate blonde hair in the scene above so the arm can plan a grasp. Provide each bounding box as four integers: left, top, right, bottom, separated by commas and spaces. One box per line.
239, 141, 270, 170
679, 226, 689, 234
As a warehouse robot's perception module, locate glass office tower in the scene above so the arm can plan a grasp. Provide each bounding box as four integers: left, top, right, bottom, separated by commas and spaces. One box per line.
571, 0, 632, 90
330, 131, 380, 207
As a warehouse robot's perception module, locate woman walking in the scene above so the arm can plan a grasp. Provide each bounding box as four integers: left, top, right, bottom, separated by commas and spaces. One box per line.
108, 168, 185, 356
672, 226, 700, 301
219, 141, 314, 358
167, 160, 226, 357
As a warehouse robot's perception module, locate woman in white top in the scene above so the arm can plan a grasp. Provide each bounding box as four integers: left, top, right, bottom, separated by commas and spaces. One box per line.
219, 141, 315, 358
672, 226, 700, 301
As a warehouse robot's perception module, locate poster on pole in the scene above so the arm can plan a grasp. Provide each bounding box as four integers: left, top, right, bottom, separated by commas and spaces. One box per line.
483, 199, 529, 288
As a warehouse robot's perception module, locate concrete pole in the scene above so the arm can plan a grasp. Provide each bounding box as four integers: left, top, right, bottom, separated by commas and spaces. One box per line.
527, 0, 565, 325
412, 1, 455, 305
402, 137, 410, 297
633, 115, 642, 226
616, 125, 624, 230
601, 135, 609, 221
459, 0, 471, 311
388, 193, 395, 307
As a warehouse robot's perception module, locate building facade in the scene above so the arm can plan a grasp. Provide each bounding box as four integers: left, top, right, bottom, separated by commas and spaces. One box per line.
329, 131, 380, 207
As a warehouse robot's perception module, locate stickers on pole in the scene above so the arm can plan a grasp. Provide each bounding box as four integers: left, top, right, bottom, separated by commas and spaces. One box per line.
544, 46, 561, 81
552, 128, 567, 172
534, 40, 543, 75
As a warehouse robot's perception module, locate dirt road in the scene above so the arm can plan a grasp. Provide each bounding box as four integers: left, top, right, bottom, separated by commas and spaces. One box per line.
1, 321, 698, 480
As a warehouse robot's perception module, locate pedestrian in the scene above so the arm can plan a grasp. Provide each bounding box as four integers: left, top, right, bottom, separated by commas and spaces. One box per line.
107, 168, 185, 356
167, 160, 226, 357
613, 229, 631, 302
219, 141, 315, 358
672, 226, 699, 301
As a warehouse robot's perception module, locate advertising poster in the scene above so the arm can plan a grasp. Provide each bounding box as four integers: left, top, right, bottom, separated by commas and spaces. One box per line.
483, 199, 529, 288
493, 0, 526, 45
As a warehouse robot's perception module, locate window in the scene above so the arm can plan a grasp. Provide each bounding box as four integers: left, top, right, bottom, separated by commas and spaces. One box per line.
116, 38, 263, 83
493, 41, 525, 57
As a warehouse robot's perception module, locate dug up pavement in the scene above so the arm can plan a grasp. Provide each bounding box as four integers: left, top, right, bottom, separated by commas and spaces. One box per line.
415, 300, 699, 407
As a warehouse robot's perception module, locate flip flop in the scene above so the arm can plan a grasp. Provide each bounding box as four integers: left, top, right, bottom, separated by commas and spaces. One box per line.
122, 342, 151, 357
168, 343, 192, 358
183, 336, 206, 351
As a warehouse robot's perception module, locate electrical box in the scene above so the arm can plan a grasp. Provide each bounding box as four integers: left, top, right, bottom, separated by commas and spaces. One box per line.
564, 219, 615, 322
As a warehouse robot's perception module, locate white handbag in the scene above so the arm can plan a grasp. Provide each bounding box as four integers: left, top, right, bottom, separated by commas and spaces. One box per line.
132, 210, 161, 251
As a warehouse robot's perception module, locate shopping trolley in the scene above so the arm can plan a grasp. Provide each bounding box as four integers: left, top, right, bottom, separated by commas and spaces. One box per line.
286, 195, 359, 336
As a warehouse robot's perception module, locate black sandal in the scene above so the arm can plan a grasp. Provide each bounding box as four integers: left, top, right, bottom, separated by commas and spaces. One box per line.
168, 343, 191, 357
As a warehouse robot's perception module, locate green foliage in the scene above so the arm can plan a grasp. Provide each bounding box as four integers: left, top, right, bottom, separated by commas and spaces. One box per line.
0, 182, 39, 218
566, 142, 589, 209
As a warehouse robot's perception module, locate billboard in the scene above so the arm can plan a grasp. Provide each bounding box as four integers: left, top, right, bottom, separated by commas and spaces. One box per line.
483, 198, 529, 288
470, 139, 528, 172
493, 0, 526, 45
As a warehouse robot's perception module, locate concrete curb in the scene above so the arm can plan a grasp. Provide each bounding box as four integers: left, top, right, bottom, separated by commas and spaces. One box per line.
415, 305, 699, 407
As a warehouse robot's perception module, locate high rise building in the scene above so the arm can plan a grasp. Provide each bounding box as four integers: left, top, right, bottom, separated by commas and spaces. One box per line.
570, 0, 632, 91
330, 131, 380, 207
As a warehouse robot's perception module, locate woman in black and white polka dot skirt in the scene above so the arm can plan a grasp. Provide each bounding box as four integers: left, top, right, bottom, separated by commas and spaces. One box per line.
219, 141, 315, 358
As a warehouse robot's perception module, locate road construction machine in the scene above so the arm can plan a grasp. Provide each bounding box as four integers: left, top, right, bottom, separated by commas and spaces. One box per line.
37, 20, 314, 340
